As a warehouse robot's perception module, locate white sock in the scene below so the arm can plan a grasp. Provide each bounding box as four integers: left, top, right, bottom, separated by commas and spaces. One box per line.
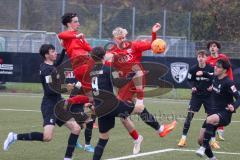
159, 125, 164, 133
200, 146, 206, 151
64, 158, 72, 160
181, 135, 187, 140
134, 136, 140, 142
13, 133, 17, 141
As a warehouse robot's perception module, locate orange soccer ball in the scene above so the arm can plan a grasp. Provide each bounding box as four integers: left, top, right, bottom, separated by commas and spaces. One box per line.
151, 39, 167, 54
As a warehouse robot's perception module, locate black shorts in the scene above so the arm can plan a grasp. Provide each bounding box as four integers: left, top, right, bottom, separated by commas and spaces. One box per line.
98, 101, 134, 133
41, 98, 65, 127
202, 111, 232, 128
217, 111, 232, 127
98, 114, 115, 133
69, 103, 86, 125
189, 95, 212, 113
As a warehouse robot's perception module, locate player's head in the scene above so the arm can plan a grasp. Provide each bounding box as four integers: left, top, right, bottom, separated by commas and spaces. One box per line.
207, 40, 221, 55
112, 27, 128, 45
61, 12, 80, 30
90, 47, 106, 62
196, 50, 208, 65
214, 58, 230, 77
39, 44, 57, 61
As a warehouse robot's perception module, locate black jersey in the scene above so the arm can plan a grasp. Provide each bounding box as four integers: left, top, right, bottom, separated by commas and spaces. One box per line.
90, 63, 120, 116
187, 64, 214, 96
211, 76, 240, 113
39, 49, 65, 100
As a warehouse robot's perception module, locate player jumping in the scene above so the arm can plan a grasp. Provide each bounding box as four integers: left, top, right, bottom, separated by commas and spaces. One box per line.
58, 12, 96, 152
90, 46, 177, 160
58, 12, 144, 154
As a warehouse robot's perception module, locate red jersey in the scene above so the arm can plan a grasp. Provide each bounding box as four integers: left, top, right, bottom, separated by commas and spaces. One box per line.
58, 30, 94, 92
206, 53, 233, 80
109, 32, 156, 75
108, 32, 157, 101
58, 30, 92, 69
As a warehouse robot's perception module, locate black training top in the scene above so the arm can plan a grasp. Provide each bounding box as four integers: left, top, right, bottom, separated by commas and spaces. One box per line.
187, 64, 214, 96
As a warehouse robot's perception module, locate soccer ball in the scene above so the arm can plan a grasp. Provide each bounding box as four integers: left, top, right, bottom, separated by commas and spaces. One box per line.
151, 39, 166, 54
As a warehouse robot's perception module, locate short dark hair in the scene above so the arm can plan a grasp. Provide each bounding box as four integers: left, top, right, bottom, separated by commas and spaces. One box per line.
61, 13, 77, 26
196, 50, 208, 57
207, 40, 221, 49
216, 58, 231, 71
90, 47, 106, 62
39, 44, 55, 59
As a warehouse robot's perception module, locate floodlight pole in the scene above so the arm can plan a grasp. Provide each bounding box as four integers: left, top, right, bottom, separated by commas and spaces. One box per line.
61, 0, 66, 32
17, 0, 22, 52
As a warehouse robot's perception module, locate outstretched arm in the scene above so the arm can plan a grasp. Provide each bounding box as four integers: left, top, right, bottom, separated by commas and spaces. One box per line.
151, 23, 161, 42
134, 23, 161, 52
58, 31, 86, 39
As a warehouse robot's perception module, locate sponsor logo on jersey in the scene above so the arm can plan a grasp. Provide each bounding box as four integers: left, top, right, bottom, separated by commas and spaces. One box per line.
118, 53, 133, 63
196, 77, 209, 81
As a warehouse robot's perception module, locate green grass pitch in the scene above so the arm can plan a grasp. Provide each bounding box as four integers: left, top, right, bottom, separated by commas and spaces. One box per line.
0, 93, 239, 160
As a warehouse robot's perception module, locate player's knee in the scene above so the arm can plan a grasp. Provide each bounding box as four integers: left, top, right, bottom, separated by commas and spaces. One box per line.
71, 123, 81, 135
134, 104, 145, 114
206, 116, 215, 124
71, 123, 81, 134
43, 133, 53, 142
134, 70, 144, 78
100, 132, 109, 140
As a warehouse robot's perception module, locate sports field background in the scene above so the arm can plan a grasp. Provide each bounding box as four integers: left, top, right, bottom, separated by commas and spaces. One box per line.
0, 87, 239, 160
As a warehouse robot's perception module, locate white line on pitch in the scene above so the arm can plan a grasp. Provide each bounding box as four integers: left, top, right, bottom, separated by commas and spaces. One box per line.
177, 117, 240, 123
175, 148, 240, 155
106, 148, 240, 160
0, 93, 43, 97
145, 98, 188, 103
0, 93, 188, 102
0, 108, 40, 112
105, 148, 175, 160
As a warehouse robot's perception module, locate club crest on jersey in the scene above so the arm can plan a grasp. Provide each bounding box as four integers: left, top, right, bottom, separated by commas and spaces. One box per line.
171, 62, 189, 83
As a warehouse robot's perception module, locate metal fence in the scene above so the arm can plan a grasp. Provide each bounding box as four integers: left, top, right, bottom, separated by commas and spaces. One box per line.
0, 0, 239, 58
0, 29, 239, 59
0, 0, 191, 39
